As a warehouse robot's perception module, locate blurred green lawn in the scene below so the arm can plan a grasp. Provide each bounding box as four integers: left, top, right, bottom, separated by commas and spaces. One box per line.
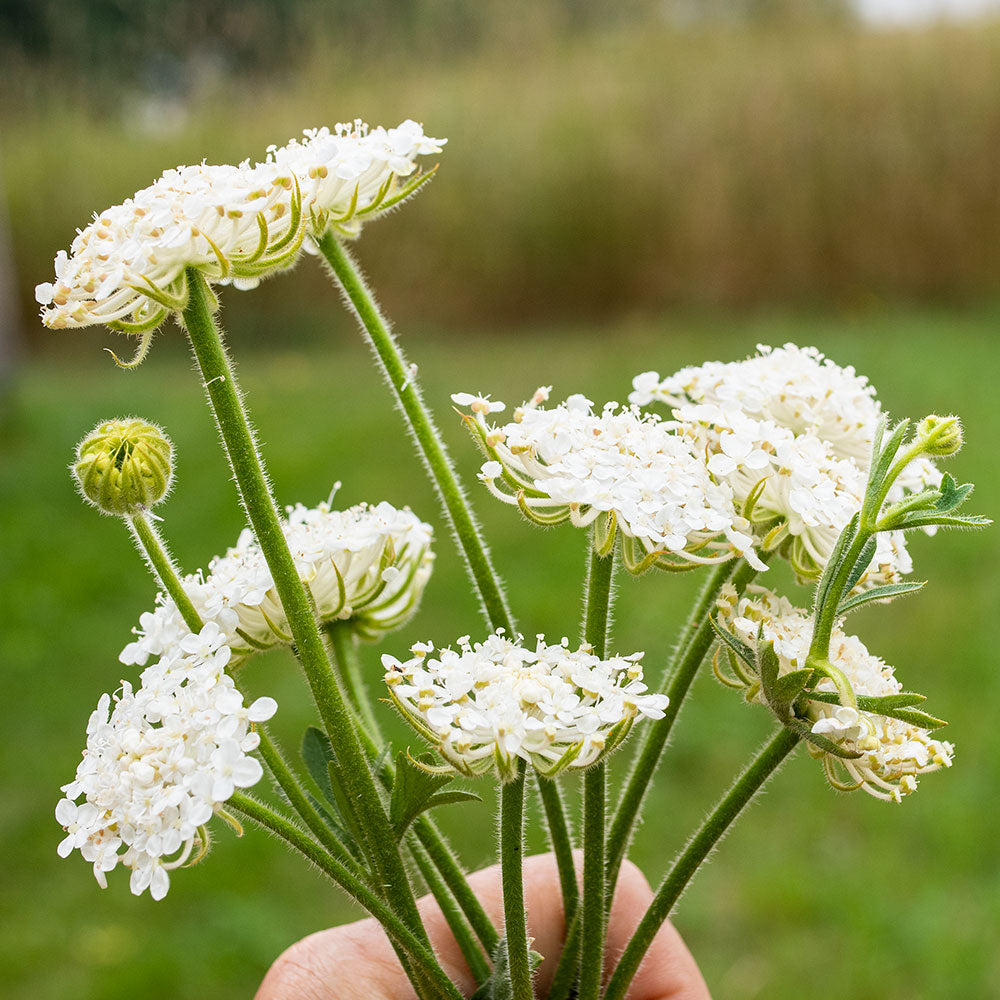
2, 302, 998, 999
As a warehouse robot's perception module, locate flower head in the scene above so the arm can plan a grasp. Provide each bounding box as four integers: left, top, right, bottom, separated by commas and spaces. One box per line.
36, 160, 303, 332
454, 389, 764, 573
269, 119, 446, 240
120, 499, 434, 668
631, 345, 941, 584
713, 587, 953, 801
56, 623, 277, 899
383, 632, 668, 780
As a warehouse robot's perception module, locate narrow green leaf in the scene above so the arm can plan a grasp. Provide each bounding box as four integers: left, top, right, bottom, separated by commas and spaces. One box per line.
842, 536, 877, 595
837, 580, 926, 616
771, 668, 814, 707
389, 752, 480, 839
301, 726, 335, 803
786, 717, 863, 759
709, 615, 756, 668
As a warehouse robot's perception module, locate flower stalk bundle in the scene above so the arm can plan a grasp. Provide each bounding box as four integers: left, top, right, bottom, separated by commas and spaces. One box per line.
43, 121, 988, 1000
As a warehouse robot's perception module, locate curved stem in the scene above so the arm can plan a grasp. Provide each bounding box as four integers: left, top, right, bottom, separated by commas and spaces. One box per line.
501, 764, 533, 1000
602, 728, 801, 1000
228, 792, 461, 1000
605, 558, 757, 891
256, 727, 365, 877
180, 269, 426, 945
317, 234, 514, 635
128, 512, 202, 634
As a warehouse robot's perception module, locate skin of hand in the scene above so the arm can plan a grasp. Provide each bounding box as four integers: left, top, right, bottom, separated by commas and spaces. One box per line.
256, 852, 711, 1000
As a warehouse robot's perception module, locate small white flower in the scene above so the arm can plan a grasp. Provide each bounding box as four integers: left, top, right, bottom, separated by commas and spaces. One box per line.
56, 642, 277, 898
631, 345, 942, 585
385, 633, 667, 780
714, 588, 954, 801
120, 499, 434, 667
456, 388, 764, 572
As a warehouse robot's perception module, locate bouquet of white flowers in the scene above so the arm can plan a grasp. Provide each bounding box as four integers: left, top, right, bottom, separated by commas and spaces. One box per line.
43, 121, 987, 1000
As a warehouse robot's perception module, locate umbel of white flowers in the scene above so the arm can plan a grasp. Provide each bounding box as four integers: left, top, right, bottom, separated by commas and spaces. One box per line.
56, 623, 277, 900
121, 500, 435, 668
383, 632, 669, 781
452, 389, 765, 574
630, 344, 943, 585
713, 587, 954, 802
35, 120, 445, 332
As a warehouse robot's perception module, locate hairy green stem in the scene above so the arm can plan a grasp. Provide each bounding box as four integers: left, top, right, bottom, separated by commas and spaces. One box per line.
579, 546, 615, 1000
327, 621, 383, 739
410, 838, 491, 985
537, 777, 578, 925
546, 909, 581, 1000
318, 234, 514, 634
602, 728, 800, 1000
228, 792, 461, 1000
605, 558, 757, 891
128, 512, 202, 633
501, 764, 533, 1000
180, 268, 426, 945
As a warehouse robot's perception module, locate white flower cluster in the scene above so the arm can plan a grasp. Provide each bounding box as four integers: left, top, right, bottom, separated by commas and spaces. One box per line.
56, 623, 277, 899
454, 389, 764, 572
270, 119, 446, 239
383, 633, 668, 780
121, 500, 434, 668
36, 120, 444, 330
714, 587, 954, 802
630, 345, 941, 584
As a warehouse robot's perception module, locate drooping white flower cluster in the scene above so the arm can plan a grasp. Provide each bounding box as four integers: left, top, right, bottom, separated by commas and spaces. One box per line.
121, 500, 434, 668
714, 587, 954, 802
630, 344, 942, 584
453, 389, 764, 573
383, 632, 668, 780
36, 120, 444, 330
56, 623, 277, 899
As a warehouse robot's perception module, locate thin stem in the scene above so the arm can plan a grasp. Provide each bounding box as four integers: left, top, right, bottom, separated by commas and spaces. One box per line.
602, 728, 801, 1000
537, 778, 578, 926
579, 546, 615, 1000
410, 837, 492, 986
327, 621, 383, 740
605, 558, 756, 891
180, 268, 426, 944
128, 512, 202, 634
546, 909, 581, 1000
501, 764, 533, 1000
317, 234, 514, 635
256, 727, 365, 877
228, 792, 462, 1000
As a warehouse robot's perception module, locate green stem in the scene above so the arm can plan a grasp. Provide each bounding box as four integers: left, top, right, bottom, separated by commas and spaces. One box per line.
410, 838, 492, 986
128, 512, 202, 634
228, 792, 461, 1000
317, 234, 514, 635
605, 558, 755, 891
602, 728, 801, 1000
537, 778, 578, 925
546, 909, 581, 1000
501, 764, 533, 1000
327, 621, 383, 739
180, 268, 426, 944
579, 546, 615, 1000
255, 727, 365, 877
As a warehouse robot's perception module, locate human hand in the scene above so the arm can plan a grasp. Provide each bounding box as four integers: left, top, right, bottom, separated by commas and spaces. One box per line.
256, 853, 711, 999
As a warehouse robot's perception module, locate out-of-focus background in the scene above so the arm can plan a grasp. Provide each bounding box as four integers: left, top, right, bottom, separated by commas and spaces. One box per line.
2, 2, 999, 998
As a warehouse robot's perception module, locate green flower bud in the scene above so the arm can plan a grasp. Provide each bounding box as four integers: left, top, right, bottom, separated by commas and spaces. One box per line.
73, 418, 173, 516
915, 414, 963, 458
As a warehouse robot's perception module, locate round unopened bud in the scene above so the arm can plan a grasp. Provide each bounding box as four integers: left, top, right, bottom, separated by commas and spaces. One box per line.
73, 418, 173, 516
915, 414, 963, 458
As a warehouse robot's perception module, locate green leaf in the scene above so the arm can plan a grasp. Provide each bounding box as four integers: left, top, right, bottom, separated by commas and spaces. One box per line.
837, 580, 926, 616
709, 614, 756, 669
389, 751, 482, 839
771, 668, 814, 708
813, 513, 859, 616
302, 725, 335, 802
804, 691, 947, 729
889, 512, 991, 532
842, 536, 877, 595
756, 636, 780, 696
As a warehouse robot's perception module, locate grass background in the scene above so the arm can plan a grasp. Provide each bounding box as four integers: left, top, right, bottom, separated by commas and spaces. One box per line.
2, 299, 998, 999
